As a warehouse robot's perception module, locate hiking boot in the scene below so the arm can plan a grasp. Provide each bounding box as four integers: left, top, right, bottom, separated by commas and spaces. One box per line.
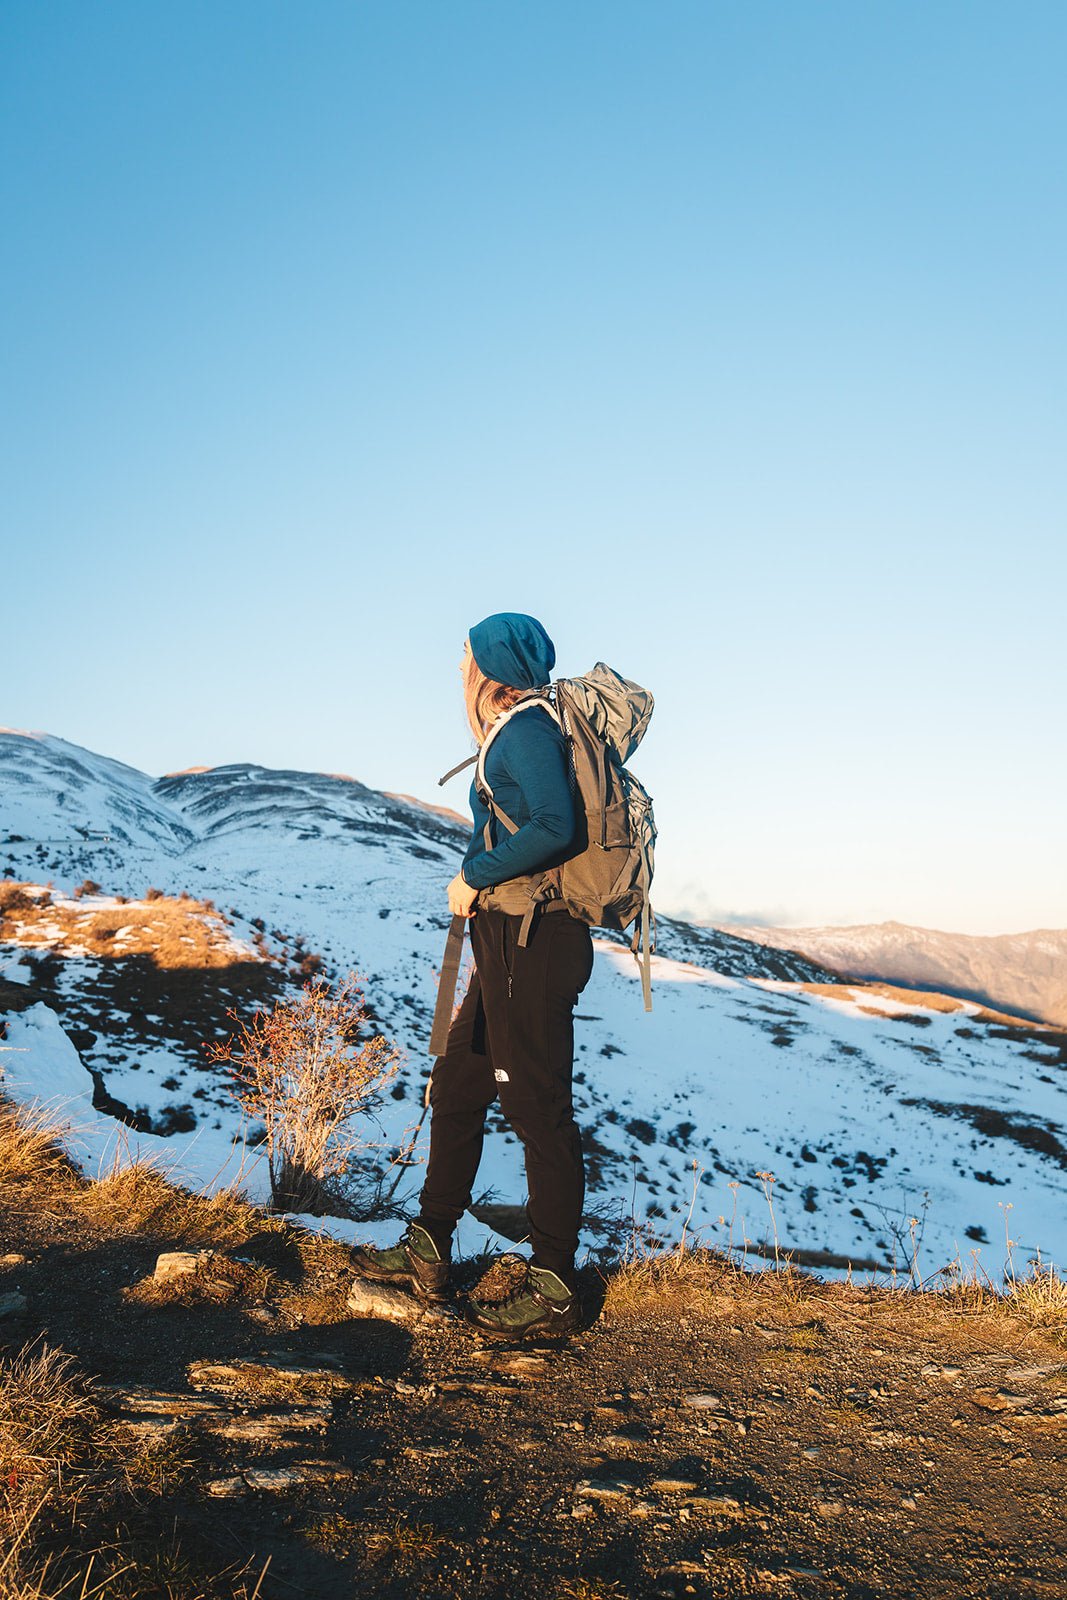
350, 1223, 451, 1302
468, 1261, 579, 1338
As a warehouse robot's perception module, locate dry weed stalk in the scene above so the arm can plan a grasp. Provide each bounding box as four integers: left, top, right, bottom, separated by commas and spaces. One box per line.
756, 1169, 781, 1269
210, 974, 401, 1213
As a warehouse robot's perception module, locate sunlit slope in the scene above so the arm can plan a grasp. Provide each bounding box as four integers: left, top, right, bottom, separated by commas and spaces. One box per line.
725, 918, 1067, 1028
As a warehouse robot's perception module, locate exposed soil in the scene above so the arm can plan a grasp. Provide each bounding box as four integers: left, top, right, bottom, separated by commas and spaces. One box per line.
2, 1179, 1065, 1600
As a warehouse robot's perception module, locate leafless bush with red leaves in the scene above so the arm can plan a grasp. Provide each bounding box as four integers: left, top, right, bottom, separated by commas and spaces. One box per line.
210, 975, 401, 1214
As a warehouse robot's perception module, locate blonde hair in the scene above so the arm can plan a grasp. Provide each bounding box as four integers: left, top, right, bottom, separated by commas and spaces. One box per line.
463, 647, 526, 745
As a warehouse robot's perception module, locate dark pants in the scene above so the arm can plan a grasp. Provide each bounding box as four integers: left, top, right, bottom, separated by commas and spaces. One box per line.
418, 906, 594, 1286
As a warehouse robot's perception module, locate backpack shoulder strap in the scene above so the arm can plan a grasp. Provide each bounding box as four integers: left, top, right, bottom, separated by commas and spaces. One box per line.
437, 690, 558, 789
474, 696, 560, 837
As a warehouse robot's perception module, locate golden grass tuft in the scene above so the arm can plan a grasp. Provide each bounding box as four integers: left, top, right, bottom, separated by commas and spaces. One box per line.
0, 1333, 263, 1599
600, 1238, 1067, 1345
597, 1244, 818, 1322
300, 1511, 361, 1555
0, 1101, 78, 1189
963, 1259, 1067, 1335
0, 1341, 100, 1524
69, 1156, 275, 1247
365, 1519, 445, 1567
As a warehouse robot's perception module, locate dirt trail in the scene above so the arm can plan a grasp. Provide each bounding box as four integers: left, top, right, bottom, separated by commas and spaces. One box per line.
2, 1189, 1065, 1600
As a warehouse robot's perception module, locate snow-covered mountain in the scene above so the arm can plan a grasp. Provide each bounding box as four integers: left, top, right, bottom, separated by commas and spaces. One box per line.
2, 727, 1064, 1280
721, 920, 1067, 1029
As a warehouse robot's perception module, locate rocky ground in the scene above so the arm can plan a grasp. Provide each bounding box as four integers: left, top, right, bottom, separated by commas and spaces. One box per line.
1, 1160, 1065, 1600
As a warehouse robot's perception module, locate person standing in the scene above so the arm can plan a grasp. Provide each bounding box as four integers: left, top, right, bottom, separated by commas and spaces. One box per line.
352, 612, 594, 1336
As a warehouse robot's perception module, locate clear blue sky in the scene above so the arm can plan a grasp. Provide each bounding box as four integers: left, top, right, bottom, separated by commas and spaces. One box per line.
4, 2, 1064, 935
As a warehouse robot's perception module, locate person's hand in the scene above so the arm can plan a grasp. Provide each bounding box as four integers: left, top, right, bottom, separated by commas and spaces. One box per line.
447, 871, 479, 918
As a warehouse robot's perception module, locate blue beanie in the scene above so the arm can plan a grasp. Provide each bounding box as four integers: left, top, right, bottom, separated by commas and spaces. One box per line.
468, 613, 556, 689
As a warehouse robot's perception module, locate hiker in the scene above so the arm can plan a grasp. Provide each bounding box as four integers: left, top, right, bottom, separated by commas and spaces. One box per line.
353, 612, 594, 1335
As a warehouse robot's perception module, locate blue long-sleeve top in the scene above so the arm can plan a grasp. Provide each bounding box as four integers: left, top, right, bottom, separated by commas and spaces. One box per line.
460, 707, 577, 890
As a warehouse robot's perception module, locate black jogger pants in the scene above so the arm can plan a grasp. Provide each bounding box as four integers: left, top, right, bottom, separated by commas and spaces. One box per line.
417, 906, 594, 1285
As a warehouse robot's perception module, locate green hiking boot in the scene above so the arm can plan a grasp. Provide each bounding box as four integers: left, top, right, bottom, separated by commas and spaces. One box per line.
350, 1223, 451, 1302
468, 1261, 579, 1338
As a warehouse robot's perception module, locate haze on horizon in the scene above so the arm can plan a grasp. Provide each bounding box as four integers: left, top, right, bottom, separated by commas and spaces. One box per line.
3, 3, 1065, 939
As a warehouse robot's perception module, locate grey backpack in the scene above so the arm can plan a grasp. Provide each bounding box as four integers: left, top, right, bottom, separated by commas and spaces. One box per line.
428, 663, 656, 1055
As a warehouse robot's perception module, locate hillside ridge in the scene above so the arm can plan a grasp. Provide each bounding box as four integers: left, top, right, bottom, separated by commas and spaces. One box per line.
722, 919, 1067, 1028
2, 727, 1065, 1280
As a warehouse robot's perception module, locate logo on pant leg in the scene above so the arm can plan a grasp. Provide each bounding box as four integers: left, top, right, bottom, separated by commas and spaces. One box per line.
494, 1069, 510, 1083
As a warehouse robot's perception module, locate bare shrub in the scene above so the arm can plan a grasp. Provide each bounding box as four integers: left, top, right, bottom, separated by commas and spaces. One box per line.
0, 884, 34, 917
71, 880, 100, 900
144, 886, 164, 901
210, 976, 402, 1215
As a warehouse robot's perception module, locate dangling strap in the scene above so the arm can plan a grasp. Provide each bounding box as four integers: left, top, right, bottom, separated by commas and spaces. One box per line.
639, 897, 652, 1012
438, 754, 477, 786
518, 903, 537, 947
630, 840, 653, 1012
429, 914, 468, 1056
439, 687, 555, 789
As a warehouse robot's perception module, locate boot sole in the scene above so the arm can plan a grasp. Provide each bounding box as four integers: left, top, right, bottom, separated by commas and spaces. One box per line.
350, 1259, 451, 1304
466, 1304, 581, 1338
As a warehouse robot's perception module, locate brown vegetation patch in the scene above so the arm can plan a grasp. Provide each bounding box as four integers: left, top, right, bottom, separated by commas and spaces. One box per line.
0, 883, 260, 970
68, 1158, 281, 1245
800, 979, 1059, 1031
124, 1254, 279, 1309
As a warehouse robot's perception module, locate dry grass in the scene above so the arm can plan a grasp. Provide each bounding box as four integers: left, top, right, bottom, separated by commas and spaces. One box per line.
600, 1245, 733, 1320
0, 884, 259, 972
364, 1520, 445, 1567
300, 1511, 361, 1555
0, 1341, 142, 1600
68, 1156, 275, 1248
799, 979, 1057, 1031
600, 1235, 1067, 1344
0, 1341, 100, 1524
0, 1101, 78, 1189
598, 1243, 826, 1322
939, 1257, 1067, 1336
556, 1581, 627, 1600
277, 1231, 356, 1324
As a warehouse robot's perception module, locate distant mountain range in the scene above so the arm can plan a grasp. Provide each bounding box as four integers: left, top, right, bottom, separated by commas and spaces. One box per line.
2, 727, 1064, 1278
720, 921, 1067, 1028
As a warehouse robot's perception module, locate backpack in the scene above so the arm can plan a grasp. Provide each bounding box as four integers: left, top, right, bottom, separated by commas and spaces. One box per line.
428, 663, 656, 1055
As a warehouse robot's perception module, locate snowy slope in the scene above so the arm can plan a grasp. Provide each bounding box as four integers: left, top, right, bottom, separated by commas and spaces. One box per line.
2, 730, 1064, 1279
0, 729, 194, 849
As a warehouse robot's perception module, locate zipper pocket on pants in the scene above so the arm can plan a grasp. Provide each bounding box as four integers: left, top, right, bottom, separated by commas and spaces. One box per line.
501, 917, 515, 999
